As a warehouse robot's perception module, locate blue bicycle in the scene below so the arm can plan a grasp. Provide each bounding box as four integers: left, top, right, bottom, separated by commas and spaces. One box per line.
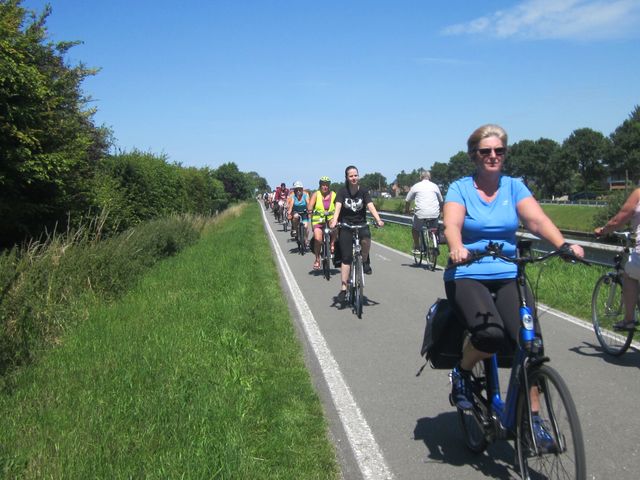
449, 242, 588, 480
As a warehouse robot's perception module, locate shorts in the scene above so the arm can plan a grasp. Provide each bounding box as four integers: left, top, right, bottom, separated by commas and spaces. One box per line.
292, 211, 310, 223
337, 224, 371, 265
412, 216, 438, 231
624, 251, 640, 281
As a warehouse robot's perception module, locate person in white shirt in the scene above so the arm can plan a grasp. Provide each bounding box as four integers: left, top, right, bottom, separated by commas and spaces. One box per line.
404, 170, 443, 254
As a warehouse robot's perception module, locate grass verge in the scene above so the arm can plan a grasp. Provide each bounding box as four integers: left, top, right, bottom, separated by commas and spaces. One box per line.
0, 203, 338, 479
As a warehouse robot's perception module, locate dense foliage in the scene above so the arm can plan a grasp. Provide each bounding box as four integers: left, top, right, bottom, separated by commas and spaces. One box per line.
0, 1, 266, 247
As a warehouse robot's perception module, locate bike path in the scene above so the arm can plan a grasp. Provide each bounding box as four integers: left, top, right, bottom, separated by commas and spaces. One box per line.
262, 206, 640, 480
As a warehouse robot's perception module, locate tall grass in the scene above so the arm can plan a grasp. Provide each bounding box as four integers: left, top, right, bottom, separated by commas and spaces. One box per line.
0, 212, 210, 379
0, 203, 338, 479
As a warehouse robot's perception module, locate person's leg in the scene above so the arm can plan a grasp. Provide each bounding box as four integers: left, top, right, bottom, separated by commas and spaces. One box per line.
313, 224, 322, 263
337, 229, 353, 298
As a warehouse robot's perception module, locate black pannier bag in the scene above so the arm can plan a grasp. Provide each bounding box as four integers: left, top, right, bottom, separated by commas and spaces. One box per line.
420, 298, 465, 369
420, 298, 514, 370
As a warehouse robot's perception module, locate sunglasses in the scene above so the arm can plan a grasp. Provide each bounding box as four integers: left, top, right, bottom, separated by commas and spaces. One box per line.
476, 147, 506, 157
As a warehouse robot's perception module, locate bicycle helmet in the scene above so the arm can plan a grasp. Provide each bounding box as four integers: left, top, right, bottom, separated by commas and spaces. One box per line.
319, 176, 331, 184
293, 180, 303, 189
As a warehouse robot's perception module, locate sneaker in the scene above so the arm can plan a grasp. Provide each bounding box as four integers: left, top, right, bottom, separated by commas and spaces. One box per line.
531, 414, 558, 454
337, 290, 347, 304
450, 365, 473, 410
412, 248, 421, 255
363, 260, 372, 275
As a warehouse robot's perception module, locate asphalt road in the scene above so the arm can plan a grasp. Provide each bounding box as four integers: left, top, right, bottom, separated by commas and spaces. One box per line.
261, 205, 640, 480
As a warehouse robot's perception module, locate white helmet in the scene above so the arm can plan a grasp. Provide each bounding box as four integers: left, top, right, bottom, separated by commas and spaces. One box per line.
293, 180, 303, 189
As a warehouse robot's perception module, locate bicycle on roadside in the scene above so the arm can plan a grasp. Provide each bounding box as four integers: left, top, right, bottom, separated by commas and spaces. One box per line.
413, 219, 440, 271
338, 222, 373, 318
447, 241, 588, 480
314, 210, 334, 280
282, 212, 290, 232
591, 231, 639, 356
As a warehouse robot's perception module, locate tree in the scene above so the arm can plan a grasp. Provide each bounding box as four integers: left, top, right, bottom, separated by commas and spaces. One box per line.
559, 128, 608, 193
506, 138, 560, 197
0, 0, 110, 245
360, 172, 387, 192
607, 105, 640, 183
393, 168, 422, 193
429, 162, 449, 189
213, 162, 253, 202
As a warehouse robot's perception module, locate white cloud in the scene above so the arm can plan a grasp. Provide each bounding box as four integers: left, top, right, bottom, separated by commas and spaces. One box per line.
442, 0, 640, 40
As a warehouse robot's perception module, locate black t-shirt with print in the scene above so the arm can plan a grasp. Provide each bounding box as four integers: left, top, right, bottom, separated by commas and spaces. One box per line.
336, 186, 371, 225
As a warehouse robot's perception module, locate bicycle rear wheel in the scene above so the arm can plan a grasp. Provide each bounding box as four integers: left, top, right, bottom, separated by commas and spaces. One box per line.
425, 230, 439, 271
457, 361, 489, 453
516, 365, 586, 480
591, 273, 634, 356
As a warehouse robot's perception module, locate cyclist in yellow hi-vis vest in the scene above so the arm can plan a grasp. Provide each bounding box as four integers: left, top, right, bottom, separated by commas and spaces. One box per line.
308, 176, 337, 270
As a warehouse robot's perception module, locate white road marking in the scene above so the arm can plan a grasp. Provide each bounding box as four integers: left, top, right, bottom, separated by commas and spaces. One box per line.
261, 207, 395, 480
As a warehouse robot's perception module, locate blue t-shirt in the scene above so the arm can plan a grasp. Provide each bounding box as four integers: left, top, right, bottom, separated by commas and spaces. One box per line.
444, 176, 532, 281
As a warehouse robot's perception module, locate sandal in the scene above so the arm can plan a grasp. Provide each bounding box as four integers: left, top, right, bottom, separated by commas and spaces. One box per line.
613, 320, 639, 331
313, 260, 321, 270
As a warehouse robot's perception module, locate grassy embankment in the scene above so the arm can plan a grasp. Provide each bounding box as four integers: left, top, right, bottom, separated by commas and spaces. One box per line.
1, 204, 338, 479
371, 204, 608, 321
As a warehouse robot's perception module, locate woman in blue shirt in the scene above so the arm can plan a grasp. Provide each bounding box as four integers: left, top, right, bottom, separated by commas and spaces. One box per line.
443, 125, 584, 443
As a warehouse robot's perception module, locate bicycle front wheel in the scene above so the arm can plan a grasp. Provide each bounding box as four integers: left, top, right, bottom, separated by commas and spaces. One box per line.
354, 257, 364, 318
591, 273, 634, 356
322, 235, 331, 280
516, 365, 586, 480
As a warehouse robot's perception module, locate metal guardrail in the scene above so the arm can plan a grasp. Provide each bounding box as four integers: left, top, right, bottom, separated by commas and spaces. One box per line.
375, 211, 622, 268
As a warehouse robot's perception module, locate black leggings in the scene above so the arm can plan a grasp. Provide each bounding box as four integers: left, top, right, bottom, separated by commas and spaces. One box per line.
444, 278, 540, 354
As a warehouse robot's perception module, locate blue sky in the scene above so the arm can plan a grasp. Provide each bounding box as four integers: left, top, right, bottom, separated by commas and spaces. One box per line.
22, 0, 640, 190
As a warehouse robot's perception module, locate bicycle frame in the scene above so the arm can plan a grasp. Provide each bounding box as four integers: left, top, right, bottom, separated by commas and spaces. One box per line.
459, 242, 587, 446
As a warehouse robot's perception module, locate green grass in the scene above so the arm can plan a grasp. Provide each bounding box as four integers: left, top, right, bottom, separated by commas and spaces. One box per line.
539, 204, 599, 232
0, 204, 338, 479
371, 222, 606, 321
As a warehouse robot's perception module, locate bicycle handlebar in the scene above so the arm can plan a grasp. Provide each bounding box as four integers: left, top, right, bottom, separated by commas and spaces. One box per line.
445, 241, 591, 270
337, 221, 377, 230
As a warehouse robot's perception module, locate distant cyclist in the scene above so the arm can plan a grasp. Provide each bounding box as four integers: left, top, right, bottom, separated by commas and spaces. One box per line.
309, 176, 337, 270
329, 166, 384, 303
287, 181, 311, 245
274, 182, 289, 218
405, 170, 443, 254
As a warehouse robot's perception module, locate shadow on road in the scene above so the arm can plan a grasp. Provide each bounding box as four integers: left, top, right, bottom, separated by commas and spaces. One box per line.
569, 341, 640, 368
413, 413, 518, 478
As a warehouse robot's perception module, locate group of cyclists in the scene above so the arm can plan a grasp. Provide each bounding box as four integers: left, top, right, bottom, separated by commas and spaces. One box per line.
260, 124, 600, 477
263, 166, 385, 303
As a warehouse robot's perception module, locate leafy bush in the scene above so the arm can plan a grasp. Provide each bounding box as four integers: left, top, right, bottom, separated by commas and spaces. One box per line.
592, 190, 630, 230
0, 214, 205, 376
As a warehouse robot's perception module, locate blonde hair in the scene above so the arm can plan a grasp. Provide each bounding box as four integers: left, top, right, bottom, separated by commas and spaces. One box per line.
467, 124, 508, 156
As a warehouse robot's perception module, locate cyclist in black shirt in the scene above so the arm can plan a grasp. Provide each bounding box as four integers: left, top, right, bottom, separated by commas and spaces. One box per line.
329, 165, 384, 303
